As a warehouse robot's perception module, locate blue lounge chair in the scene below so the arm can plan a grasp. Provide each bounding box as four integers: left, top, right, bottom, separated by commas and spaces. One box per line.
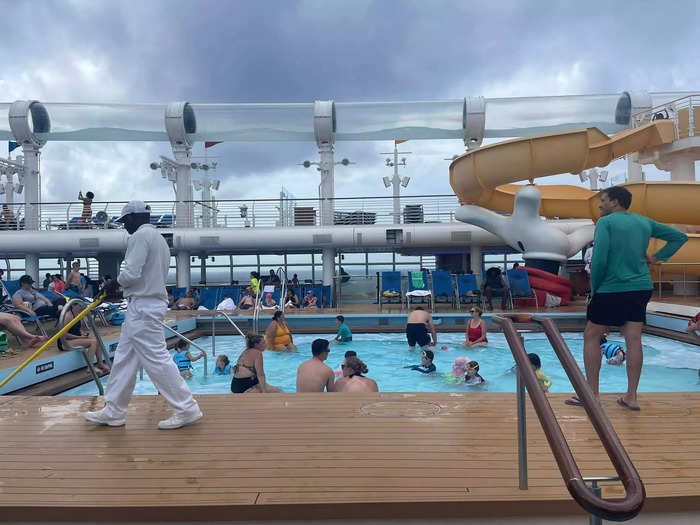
456, 274, 482, 309
197, 287, 219, 310
406, 271, 432, 310
216, 286, 241, 309
506, 269, 538, 310
432, 270, 455, 309
379, 271, 402, 311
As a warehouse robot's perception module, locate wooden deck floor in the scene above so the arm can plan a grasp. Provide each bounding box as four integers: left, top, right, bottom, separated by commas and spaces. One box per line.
1, 392, 699, 521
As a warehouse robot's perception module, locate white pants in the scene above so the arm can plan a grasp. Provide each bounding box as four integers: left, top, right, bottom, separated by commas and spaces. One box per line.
103, 297, 199, 419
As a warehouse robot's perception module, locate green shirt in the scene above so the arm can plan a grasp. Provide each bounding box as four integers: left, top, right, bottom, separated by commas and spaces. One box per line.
336, 323, 352, 342
590, 212, 687, 294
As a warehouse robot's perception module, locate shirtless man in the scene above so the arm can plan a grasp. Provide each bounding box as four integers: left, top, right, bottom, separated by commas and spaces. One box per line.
334, 356, 378, 392
296, 338, 335, 392
66, 262, 84, 293
175, 290, 197, 310
405, 306, 437, 350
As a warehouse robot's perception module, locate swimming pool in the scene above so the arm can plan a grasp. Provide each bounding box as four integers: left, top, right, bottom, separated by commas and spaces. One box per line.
60, 331, 700, 395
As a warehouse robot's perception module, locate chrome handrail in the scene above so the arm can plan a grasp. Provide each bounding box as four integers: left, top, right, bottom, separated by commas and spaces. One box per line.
210, 310, 246, 357
493, 316, 645, 522
58, 297, 112, 395
159, 322, 208, 377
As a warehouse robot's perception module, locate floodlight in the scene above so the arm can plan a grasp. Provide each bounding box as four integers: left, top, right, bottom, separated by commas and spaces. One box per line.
578, 171, 588, 183
13, 183, 23, 194
190, 162, 199, 169
401, 176, 410, 188
0, 186, 5, 195
201, 164, 209, 171
599, 170, 609, 182
211, 180, 220, 191
192, 180, 203, 191
150, 162, 160, 170
302, 160, 312, 168
401, 157, 406, 164
382, 176, 391, 188
340, 158, 350, 166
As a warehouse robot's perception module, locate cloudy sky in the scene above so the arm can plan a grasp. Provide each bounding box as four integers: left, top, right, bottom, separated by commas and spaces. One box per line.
2, 0, 699, 207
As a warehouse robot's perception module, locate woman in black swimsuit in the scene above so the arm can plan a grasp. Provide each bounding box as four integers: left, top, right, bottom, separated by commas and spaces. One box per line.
231, 333, 282, 393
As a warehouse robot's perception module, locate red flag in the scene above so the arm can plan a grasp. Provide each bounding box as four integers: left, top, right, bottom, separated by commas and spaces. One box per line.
395, 139, 407, 145
205, 141, 222, 149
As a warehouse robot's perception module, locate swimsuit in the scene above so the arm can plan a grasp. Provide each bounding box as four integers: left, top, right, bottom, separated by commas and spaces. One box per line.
231, 362, 259, 393
467, 321, 487, 343
173, 350, 192, 371
406, 323, 430, 347
266, 321, 292, 350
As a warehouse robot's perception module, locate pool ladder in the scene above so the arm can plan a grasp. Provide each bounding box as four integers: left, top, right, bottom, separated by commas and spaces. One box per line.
158, 322, 209, 377
58, 298, 114, 396
493, 315, 645, 523
210, 311, 246, 356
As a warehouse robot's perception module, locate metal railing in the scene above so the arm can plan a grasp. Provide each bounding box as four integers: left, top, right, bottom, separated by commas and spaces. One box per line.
159, 322, 208, 377
210, 310, 246, 357
655, 262, 700, 298
493, 315, 645, 522
632, 93, 699, 139
57, 297, 112, 395
0, 194, 459, 232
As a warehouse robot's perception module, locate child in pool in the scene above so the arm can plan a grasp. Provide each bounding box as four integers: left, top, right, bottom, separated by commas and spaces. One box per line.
172, 340, 205, 379
600, 335, 626, 366
444, 356, 470, 383
214, 355, 232, 375
528, 352, 551, 392
464, 360, 485, 385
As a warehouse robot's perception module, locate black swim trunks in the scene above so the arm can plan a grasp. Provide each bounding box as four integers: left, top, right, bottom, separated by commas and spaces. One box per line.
406, 323, 431, 347
587, 289, 652, 327
231, 376, 258, 393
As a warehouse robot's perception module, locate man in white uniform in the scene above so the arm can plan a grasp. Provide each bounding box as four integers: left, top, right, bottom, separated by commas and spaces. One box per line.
83, 201, 203, 429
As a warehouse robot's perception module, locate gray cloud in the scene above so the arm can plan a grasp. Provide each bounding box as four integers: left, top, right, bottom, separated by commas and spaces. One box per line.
1, 0, 698, 207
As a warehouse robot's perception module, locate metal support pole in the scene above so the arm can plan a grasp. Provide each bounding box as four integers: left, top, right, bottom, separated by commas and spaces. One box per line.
589, 481, 603, 525
517, 335, 528, 490
80, 349, 104, 395
212, 315, 216, 357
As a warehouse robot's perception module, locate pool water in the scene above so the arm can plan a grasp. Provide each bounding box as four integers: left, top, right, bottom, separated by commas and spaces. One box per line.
60, 332, 700, 395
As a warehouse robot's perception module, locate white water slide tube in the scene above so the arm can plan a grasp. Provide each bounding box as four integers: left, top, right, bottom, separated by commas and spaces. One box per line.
0, 92, 691, 143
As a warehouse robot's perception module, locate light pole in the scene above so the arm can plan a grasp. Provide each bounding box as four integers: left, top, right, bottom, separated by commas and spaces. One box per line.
190, 160, 220, 228
578, 168, 609, 190
0, 156, 26, 218
300, 157, 354, 226
380, 142, 411, 224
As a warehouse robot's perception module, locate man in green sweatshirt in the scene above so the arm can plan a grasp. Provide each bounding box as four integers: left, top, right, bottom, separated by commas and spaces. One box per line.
570, 186, 687, 412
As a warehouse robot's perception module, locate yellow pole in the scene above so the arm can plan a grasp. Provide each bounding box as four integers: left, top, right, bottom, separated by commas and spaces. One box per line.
0, 293, 107, 390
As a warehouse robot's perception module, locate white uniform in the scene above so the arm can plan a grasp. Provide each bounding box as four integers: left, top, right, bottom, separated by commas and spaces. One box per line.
103, 223, 199, 420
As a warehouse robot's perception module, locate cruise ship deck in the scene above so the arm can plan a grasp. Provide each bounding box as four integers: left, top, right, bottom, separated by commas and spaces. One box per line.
1, 391, 700, 522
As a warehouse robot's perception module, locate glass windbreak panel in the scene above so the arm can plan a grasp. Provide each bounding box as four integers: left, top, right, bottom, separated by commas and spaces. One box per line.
232, 267, 259, 282
259, 254, 286, 266
395, 254, 422, 264
367, 252, 394, 263
0, 103, 10, 139
40, 103, 168, 141
286, 265, 314, 282
191, 103, 314, 142
484, 94, 625, 138
335, 100, 464, 141
286, 254, 312, 264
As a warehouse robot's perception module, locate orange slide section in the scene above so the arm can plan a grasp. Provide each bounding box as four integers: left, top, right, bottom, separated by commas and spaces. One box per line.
449, 120, 700, 274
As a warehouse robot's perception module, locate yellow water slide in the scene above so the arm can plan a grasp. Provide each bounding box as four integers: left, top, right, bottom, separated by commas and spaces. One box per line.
449, 120, 700, 274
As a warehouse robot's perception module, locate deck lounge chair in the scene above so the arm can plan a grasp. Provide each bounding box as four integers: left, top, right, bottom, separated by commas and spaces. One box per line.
506, 269, 538, 310
432, 270, 456, 309
456, 274, 482, 309
406, 271, 432, 310
379, 271, 402, 311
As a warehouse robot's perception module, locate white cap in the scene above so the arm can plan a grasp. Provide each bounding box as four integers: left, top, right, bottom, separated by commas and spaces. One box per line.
116, 200, 151, 222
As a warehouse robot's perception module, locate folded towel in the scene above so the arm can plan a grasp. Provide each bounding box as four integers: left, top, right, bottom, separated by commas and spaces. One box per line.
410, 272, 426, 289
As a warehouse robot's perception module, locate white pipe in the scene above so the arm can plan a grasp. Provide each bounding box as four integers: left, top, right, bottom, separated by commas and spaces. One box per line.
0, 220, 594, 257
